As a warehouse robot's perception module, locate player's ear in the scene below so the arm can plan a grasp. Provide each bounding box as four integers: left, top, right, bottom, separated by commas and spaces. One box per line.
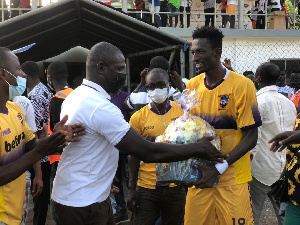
215, 48, 222, 58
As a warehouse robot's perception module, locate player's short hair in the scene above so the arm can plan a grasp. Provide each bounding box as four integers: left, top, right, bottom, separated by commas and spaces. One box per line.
47, 61, 68, 81
192, 26, 224, 49
21, 61, 39, 79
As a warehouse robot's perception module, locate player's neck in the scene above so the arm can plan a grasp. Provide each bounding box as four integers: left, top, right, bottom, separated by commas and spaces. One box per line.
0, 91, 8, 111
55, 82, 68, 93
205, 66, 226, 87
151, 100, 169, 115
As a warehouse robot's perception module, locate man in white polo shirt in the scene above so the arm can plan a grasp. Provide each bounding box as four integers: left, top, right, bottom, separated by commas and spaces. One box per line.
51, 42, 227, 225
250, 62, 296, 225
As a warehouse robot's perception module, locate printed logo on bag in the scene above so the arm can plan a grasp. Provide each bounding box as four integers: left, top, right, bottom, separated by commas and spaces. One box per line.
218, 94, 231, 110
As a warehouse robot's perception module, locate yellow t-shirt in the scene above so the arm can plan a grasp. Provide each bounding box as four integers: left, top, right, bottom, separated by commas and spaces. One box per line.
187, 70, 262, 186
129, 101, 184, 189
0, 101, 35, 225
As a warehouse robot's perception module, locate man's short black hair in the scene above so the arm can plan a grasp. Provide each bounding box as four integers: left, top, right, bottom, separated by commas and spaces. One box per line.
243, 71, 254, 76
192, 26, 224, 49
148, 68, 169, 83
259, 62, 280, 84
0, 47, 11, 68
149, 56, 169, 71
21, 61, 39, 79
47, 61, 68, 81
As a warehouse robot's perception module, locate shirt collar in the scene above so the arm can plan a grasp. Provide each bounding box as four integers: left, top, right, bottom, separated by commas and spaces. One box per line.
82, 79, 111, 100
256, 85, 278, 96
204, 67, 230, 81
148, 100, 172, 109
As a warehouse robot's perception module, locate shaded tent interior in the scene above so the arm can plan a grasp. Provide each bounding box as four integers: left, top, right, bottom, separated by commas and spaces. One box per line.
0, 0, 189, 89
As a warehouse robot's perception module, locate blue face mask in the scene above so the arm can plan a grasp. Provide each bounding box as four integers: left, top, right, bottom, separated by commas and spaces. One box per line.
4, 69, 27, 100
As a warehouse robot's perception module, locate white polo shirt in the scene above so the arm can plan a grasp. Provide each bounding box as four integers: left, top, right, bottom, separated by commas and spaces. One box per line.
51, 79, 131, 207
251, 85, 296, 186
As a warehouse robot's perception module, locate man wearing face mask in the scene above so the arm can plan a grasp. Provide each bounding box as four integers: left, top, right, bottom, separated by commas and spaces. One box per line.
125, 56, 184, 113
0, 47, 84, 225
128, 68, 186, 225
22, 61, 54, 225
11, 94, 40, 225
4, 58, 43, 224
51, 42, 226, 224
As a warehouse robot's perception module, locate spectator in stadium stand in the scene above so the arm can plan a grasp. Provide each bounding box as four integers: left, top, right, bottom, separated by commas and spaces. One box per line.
277, 70, 293, 98
250, 62, 296, 225
283, 1, 289, 29
179, 0, 191, 28
133, 0, 145, 19
99, 0, 111, 6
47, 61, 74, 225
167, 0, 180, 27
184, 26, 262, 225
269, 0, 281, 12
257, 0, 267, 29
149, 0, 162, 27
249, 2, 258, 29
160, 0, 168, 27
221, 0, 228, 28
124, 56, 184, 113
10, 0, 19, 18
20, 0, 31, 14
289, 72, 300, 113
23, 61, 54, 225
226, 0, 238, 28
203, 0, 216, 27
51, 41, 226, 224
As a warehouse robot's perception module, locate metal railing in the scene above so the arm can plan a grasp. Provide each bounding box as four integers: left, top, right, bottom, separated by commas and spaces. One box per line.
1, 0, 299, 30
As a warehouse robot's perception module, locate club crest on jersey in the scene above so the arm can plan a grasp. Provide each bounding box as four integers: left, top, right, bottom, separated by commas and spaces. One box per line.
17, 113, 24, 125
218, 94, 231, 110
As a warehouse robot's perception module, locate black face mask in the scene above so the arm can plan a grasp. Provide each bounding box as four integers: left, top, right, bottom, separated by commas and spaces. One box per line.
103, 72, 126, 93
102, 63, 127, 93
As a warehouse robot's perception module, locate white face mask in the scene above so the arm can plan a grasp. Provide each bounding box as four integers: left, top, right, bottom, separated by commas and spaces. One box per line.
148, 88, 169, 104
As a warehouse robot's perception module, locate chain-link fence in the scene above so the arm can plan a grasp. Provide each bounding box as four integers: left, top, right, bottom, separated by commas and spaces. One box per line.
221, 39, 300, 76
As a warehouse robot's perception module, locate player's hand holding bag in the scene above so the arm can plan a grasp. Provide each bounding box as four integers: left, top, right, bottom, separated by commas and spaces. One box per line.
156, 89, 221, 185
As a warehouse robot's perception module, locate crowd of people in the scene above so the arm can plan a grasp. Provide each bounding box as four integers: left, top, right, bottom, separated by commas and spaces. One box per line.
129, 0, 290, 29
1, 25, 300, 225
1, 0, 293, 29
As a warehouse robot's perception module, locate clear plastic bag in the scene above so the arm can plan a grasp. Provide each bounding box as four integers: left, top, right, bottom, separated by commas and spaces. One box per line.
156, 89, 221, 185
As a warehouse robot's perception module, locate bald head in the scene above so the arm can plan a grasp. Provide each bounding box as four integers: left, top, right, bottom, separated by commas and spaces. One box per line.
87, 42, 124, 68
85, 42, 126, 92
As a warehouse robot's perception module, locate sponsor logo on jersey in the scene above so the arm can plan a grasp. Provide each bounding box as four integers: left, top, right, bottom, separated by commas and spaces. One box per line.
5, 132, 25, 152
17, 113, 24, 125
144, 126, 154, 130
3, 128, 11, 136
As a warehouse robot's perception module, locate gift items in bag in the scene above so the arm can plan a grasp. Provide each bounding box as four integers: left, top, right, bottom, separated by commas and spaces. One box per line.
156, 89, 221, 185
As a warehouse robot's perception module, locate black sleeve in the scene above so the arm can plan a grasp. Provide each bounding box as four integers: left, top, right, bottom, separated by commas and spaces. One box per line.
49, 97, 65, 132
